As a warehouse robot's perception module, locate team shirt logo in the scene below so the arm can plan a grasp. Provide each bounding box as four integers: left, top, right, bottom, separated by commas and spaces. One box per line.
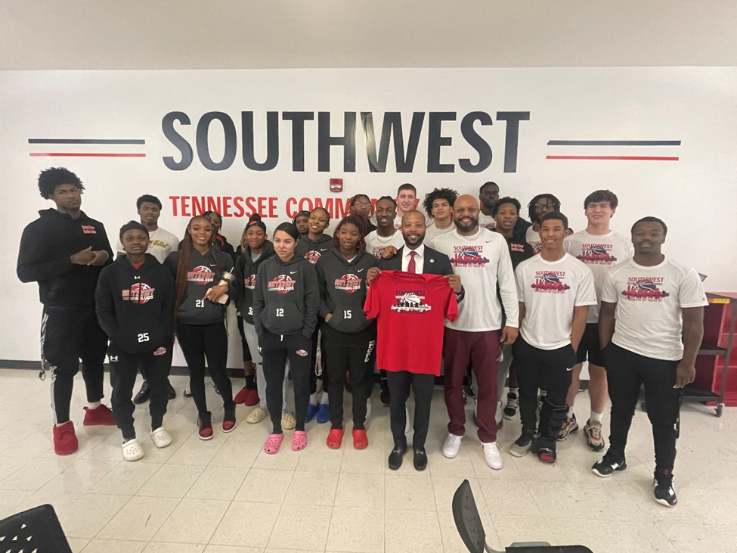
81, 225, 97, 234
304, 248, 328, 264
529, 241, 543, 254
244, 274, 256, 290
532, 271, 570, 293
450, 245, 490, 267
268, 274, 295, 294
511, 243, 526, 253
187, 266, 215, 285
578, 243, 618, 265
622, 277, 670, 302
391, 290, 432, 313
122, 283, 155, 303
334, 274, 362, 293
370, 246, 386, 259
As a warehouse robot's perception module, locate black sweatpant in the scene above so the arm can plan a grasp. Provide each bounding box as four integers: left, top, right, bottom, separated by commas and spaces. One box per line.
176, 321, 234, 415
322, 324, 376, 430
605, 343, 681, 473
513, 337, 576, 452
261, 330, 312, 433
386, 370, 435, 450
110, 350, 169, 441
41, 307, 108, 424
237, 315, 253, 362
139, 337, 174, 386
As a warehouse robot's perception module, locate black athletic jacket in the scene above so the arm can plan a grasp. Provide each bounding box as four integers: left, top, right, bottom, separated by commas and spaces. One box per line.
164, 248, 234, 326
95, 254, 174, 353
233, 241, 276, 324
17, 209, 113, 308
295, 234, 333, 265
253, 253, 319, 340
315, 249, 378, 334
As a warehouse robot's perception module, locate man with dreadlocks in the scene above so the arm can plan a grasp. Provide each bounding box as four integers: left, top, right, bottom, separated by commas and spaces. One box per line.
315, 215, 379, 450
525, 193, 562, 254
17, 167, 115, 456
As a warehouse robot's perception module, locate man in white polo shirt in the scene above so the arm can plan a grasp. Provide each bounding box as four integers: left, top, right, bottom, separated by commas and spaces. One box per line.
593, 216, 706, 508
116, 194, 179, 403
511, 211, 596, 464
561, 190, 634, 450
433, 195, 518, 470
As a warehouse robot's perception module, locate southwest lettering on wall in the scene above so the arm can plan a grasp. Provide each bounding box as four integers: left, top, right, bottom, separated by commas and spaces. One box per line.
162, 111, 530, 174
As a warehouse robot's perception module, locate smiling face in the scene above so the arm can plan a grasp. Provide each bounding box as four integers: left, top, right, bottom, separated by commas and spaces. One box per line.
397, 189, 416, 213
632, 221, 666, 256
189, 217, 213, 247
453, 195, 479, 233
375, 199, 397, 230
121, 229, 150, 256
585, 201, 615, 225
401, 211, 426, 248
308, 209, 330, 236
245, 226, 267, 251
338, 222, 361, 253
539, 217, 567, 251
273, 230, 297, 260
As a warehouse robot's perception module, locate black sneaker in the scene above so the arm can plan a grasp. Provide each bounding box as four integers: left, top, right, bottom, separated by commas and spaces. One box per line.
503, 391, 518, 420
592, 450, 627, 478
133, 380, 150, 404
653, 470, 677, 507
537, 446, 557, 464
510, 430, 535, 457
413, 448, 428, 471
388, 444, 406, 470
167, 382, 176, 400
197, 411, 214, 440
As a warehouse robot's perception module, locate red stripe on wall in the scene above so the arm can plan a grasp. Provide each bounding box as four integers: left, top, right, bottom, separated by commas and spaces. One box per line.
546, 155, 679, 161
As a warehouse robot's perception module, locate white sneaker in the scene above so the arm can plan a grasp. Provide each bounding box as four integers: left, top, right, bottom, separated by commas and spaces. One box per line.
150, 427, 172, 449
365, 400, 372, 425
122, 438, 144, 462
482, 442, 503, 470
404, 406, 411, 434
443, 433, 463, 458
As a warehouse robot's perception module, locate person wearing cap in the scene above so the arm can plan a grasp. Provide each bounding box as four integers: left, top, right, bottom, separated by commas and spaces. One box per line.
95, 221, 175, 461
293, 210, 311, 237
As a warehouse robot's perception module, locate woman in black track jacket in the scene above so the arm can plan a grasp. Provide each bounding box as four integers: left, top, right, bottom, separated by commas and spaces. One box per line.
253, 222, 320, 454
95, 221, 175, 461
164, 215, 236, 440
315, 215, 378, 450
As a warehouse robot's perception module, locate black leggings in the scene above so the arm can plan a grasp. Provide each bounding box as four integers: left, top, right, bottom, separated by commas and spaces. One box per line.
261, 330, 312, 433
512, 337, 576, 452
110, 350, 169, 441
605, 343, 681, 473
177, 321, 234, 415
322, 324, 376, 430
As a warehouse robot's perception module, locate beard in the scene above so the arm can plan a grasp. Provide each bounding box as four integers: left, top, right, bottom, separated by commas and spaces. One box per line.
455, 217, 479, 233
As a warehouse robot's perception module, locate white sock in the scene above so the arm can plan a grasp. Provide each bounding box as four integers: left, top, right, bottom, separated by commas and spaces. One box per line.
590, 410, 603, 423
309, 392, 319, 406
320, 392, 329, 405
55, 421, 70, 427
88, 401, 102, 410
508, 387, 519, 397
568, 408, 575, 418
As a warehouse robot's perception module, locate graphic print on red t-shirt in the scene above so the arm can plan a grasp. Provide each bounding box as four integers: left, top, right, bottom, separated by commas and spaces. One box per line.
364, 270, 458, 376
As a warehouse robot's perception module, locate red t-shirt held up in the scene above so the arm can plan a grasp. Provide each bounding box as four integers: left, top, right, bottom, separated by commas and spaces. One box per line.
364, 270, 458, 376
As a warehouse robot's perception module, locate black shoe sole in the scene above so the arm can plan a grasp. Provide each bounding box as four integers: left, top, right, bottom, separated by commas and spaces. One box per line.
592, 462, 627, 478
388, 457, 403, 470
223, 421, 237, 433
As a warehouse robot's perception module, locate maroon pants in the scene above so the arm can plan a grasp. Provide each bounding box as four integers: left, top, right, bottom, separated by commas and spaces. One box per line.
443, 328, 500, 443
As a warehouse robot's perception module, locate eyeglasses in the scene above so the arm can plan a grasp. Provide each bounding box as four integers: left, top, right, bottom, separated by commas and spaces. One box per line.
535, 203, 557, 210
353, 201, 371, 208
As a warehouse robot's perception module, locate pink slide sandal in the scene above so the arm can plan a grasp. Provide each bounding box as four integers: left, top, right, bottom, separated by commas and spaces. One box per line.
292, 431, 308, 451
264, 433, 284, 454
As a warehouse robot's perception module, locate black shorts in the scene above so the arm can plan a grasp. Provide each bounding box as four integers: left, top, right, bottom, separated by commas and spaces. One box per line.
576, 323, 605, 367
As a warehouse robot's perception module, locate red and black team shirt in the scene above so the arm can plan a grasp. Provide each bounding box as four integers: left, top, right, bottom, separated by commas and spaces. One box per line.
364, 270, 458, 376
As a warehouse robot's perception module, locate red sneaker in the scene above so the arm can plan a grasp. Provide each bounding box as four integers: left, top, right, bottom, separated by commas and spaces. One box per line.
233, 387, 249, 404
198, 411, 214, 440
223, 405, 237, 433
53, 421, 78, 455
244, 388, 259, 407
327, 428, 344, 449
352, 429, 369, 450
83, 404, 116, 426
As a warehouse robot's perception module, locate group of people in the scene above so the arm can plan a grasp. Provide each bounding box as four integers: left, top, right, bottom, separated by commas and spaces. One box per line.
17, 169, 707, 509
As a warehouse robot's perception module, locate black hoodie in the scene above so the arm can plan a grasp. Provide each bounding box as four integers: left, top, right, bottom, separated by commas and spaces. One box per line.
164, 248, 234, 325
295, 234, 333, 265
315, 249, 378, 334
17, 209, 113, 308
253, 253, 319, 340
95, 254, 174, 354
233, 241, 276, 324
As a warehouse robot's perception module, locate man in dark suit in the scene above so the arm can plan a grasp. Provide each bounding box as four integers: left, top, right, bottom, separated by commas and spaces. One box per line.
367, 210, 463, 471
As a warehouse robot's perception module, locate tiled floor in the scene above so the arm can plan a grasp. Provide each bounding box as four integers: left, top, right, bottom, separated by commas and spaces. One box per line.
1, 368, 736, 553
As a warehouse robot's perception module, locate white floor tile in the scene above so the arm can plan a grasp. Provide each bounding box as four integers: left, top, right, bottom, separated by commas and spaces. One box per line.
152, 498, 230, 544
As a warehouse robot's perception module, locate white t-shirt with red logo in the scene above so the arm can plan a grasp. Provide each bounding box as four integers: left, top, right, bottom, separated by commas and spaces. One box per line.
478, 212, 497, 230
526, 227, 543, 255
432, 227, 518, 332
364, 230, 405, 259
564, 230, 634, 323
515, 253, 597, 350
601, 257, 708, 361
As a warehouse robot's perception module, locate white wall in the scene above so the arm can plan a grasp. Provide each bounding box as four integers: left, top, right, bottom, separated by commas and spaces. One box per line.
2, 67, 736, 367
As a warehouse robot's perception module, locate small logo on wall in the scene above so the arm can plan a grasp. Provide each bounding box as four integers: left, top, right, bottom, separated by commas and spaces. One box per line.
330, 178, 343, 193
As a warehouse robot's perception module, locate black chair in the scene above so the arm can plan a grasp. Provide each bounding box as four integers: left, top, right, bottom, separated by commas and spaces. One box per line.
0, 504, 72, 553
452, 480, 594, 553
